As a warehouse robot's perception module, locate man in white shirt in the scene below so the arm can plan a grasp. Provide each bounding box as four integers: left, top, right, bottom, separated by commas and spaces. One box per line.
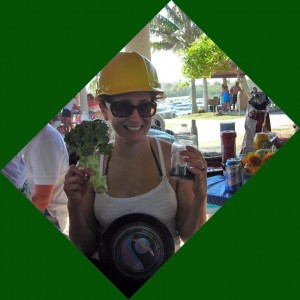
23, 124, 70, 236
1, 152, 31, 198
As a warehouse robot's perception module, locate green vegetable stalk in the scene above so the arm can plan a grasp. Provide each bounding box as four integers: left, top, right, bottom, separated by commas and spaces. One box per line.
64, 119, 113, 194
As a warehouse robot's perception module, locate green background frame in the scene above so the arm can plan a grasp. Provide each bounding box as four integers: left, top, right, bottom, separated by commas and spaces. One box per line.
1, 0, 300, 299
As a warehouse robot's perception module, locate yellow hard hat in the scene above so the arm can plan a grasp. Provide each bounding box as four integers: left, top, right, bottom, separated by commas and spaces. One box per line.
96, 51, 164, 99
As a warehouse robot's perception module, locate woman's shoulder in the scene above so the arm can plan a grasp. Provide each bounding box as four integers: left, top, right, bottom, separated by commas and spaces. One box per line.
160, 138, 173, 155
149, 137, 172, 162
150, 136, 172, 150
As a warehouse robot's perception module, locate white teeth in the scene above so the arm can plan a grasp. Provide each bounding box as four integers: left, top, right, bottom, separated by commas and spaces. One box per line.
126, 126, 142, 131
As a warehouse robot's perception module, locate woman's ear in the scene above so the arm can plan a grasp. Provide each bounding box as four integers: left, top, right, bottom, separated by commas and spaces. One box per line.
99, 101, 109, 120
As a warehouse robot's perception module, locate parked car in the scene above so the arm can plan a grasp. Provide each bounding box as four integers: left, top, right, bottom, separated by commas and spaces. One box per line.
157, 105, 176, 119
174, 104, 192, 117
160, 110, 176, 119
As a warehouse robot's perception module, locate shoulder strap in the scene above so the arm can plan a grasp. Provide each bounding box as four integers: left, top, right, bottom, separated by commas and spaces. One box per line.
154, 138, 167, 178
99, 154, 104, 176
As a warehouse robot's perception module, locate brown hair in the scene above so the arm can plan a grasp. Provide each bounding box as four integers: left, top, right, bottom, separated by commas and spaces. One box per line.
99, 92, 157, 107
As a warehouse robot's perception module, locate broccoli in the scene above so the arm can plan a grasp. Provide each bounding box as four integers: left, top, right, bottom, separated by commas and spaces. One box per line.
64, 119, 113, 194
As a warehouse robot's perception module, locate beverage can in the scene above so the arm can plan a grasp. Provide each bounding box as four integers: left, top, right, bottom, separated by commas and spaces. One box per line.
225, 158, 243, 192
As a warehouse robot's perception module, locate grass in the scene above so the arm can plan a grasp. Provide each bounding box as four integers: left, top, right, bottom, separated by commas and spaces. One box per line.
270, 126, 294, 138
174, 112, 245, 121
166, 109, 295, 153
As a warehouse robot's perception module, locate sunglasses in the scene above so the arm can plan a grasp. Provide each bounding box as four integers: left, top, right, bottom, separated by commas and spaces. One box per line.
107, 101, 157, 118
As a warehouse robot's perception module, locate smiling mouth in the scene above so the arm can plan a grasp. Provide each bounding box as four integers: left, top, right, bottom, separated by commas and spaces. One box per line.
125, 125, 143, 131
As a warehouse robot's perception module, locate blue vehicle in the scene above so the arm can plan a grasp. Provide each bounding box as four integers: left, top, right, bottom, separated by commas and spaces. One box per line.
148, 128, 175, 143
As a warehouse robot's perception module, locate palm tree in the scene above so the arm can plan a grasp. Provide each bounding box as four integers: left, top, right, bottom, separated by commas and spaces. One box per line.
150, 2, 203, 113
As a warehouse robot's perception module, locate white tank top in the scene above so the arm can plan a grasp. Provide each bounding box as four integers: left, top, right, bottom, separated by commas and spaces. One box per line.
94, 138, 180, 251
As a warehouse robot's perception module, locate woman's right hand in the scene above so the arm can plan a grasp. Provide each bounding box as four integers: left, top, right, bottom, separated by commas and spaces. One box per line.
64, 165, 99, 255
64, 165, 94, 207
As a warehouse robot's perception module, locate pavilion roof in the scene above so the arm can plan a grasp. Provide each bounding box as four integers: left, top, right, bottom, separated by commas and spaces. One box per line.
211, 61, 246, 78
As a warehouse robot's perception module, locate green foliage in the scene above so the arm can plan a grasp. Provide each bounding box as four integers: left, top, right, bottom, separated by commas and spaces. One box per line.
182, 35, 230, 79
150, 3, 203, 114
150, 3, 202, 52
175, 81, 190, 89
161, 79, 254, 99
150, 14, 179, 51
87, 76, 98, 94
64, 119, 113, 194
161, 80, 221, 98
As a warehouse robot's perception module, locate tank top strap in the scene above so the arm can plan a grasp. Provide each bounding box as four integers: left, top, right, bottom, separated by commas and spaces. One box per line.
99, 154, 104, 176
154, 138, 167, 178
100, 140, 167, 178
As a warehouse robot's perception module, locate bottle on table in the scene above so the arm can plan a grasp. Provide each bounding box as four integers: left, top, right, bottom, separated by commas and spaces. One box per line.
170, 134, 198, 180
179, 123, 190, 135
190, 119, 198, 148
220, 130, 237, 163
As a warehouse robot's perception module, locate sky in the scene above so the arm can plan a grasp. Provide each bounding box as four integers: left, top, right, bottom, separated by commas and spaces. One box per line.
151, 50, 185, 83
150, 3, 186, 83
151, 49, 224, 85
149, 3, 186, 83
149, 1, 224, 85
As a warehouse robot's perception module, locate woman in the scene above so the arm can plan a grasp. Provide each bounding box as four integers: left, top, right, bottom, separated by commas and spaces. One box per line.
220, 84, 226, 111
87, 93, 103, 120
222, 84, 231, 111
64, 52, 207, 294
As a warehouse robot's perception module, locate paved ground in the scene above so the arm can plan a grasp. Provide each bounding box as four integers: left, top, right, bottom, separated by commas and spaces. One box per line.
165, 110, 295, 153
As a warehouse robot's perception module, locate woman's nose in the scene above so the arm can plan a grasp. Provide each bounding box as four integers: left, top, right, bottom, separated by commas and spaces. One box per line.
128, 108, 142, 121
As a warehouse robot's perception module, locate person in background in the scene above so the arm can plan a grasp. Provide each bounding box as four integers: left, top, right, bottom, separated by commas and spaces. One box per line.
221, 84, 230, 112
61, 96, 80, 132
230, 81, 242, 111
1, 152, 31, 199
220, 84, 226, 111
250, 86, 258, 97
87, 93, 96, 106
64, 51, 207, 296
87, 93, 101, 119
23, 124, 70, 236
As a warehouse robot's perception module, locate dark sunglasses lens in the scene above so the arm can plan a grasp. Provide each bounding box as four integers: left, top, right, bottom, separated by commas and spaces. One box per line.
111, 102, 134, 117
110, 101, 157, 117
138, 102, 156, 117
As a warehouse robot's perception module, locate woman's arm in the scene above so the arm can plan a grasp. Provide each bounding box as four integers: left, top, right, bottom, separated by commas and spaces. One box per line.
64, 165, 100, 256
175, 146, 207, 243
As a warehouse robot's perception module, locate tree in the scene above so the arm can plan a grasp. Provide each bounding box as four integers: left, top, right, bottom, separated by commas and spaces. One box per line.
150, 2, 202, 113
181, 35, 231, 111
86, 76, 98, 94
